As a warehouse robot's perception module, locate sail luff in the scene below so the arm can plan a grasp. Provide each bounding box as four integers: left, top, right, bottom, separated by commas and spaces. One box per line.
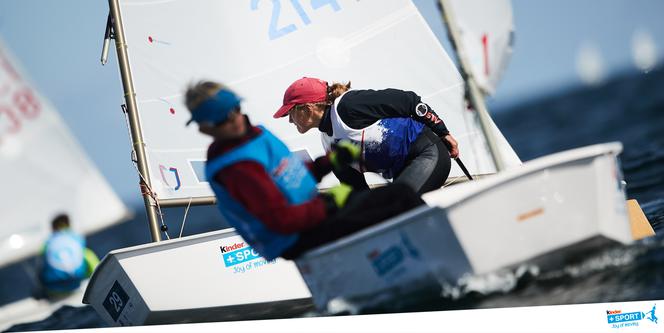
109, 0, 162, 242
438, 0, 507, 171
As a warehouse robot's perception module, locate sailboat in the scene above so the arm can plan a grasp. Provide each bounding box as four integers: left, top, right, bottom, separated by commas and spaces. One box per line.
83, 0, 654, 326
0, 36, 131, 330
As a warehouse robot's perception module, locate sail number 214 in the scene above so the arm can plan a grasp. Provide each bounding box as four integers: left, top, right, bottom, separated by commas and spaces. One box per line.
251, 0, 341, 40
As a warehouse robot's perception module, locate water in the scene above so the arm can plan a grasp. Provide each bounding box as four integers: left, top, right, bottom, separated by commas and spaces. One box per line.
3, 66, 664, 331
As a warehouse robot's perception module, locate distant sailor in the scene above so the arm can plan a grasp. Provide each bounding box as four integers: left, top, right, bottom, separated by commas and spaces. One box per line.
185, 80, 423, 260
39, 214, 100, 297
275, 77, 460, 194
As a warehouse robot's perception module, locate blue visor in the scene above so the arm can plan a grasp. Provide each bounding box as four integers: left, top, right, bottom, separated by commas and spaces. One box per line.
187, 89, 242, 125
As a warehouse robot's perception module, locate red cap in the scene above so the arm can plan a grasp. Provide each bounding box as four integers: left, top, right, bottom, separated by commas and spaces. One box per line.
273, 77, 328, 118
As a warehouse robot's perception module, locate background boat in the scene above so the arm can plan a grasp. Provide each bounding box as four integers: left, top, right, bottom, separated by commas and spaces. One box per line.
0, 37, 131, 331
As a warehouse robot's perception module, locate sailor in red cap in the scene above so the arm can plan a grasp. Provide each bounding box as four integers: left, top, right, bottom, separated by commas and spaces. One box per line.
275, 77, 459, 194
186, 80, 423, 260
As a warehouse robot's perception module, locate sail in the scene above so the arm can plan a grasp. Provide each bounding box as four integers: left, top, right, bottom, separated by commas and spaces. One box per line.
444, 0, 514, 95
0, 37, 131, 267
115, 0, 520, 200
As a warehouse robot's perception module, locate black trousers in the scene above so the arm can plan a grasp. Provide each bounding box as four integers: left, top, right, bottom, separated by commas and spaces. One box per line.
281, 183, 424, 260
394, 127, 451, 195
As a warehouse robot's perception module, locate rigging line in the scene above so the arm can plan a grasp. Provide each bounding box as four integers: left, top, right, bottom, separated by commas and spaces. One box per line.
121, 103, 170, 240
133, 160, 170, 240
179, 197, 193, 238
133, 161, 169, 237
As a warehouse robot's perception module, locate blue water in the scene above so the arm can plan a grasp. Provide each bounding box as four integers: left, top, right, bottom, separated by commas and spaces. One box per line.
3, 66, 664, 331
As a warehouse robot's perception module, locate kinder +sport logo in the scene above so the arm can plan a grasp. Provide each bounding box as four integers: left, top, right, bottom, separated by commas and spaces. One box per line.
219, 242, 261, 267
606, 304, 658, 329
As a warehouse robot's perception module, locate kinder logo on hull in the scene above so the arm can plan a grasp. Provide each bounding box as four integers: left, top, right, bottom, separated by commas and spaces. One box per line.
219, 242, 261, 267
220, 242, 245, 253
606, 304, 658, 329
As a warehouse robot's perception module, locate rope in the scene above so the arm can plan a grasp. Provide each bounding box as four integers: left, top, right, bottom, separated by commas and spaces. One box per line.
179, 197, 193, 238
121, 104, 170, 240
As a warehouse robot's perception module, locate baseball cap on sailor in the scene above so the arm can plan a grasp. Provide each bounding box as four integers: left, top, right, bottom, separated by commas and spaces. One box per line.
186, 89, 242, 126
273, 77, 328, 118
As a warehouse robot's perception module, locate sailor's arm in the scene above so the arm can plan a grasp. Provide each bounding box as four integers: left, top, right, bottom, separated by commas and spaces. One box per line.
397, 89, 450, 137
374, 88, 459, 158
338, 88, 450, 136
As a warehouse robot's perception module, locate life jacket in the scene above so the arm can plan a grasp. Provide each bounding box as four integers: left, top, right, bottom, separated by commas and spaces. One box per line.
330, 92, 424, 179
41, 230, 87, 292
206, 126, 318, 260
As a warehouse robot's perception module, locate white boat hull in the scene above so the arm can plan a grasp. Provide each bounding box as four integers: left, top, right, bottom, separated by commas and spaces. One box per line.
295, 142, 633, 309
83, 229, 312, 326
84, 142, 637, 324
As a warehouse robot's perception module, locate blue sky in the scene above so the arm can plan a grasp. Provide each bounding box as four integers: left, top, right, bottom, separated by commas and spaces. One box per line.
1, 0, 663, 204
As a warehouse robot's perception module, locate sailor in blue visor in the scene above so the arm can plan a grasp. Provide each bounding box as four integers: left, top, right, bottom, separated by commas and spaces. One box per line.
187, 88, 242, 126
185, 80, 423, 261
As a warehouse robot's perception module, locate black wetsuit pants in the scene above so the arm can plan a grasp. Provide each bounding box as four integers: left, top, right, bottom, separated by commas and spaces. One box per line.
281, 183, 424, 260
395, 127, 451, 195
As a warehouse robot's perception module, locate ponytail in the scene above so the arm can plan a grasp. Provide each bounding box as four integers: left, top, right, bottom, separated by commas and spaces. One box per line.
326, 81, 351, 103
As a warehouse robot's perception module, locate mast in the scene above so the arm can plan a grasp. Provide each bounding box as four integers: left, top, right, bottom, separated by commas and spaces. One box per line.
437, 0, 506, 172
108, 0, 162, 241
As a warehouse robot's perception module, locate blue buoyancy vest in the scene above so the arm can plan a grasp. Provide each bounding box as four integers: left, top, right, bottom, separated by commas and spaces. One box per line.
330, 93, 424, 179
41, 230, 87, 292
206, 126, 319, 260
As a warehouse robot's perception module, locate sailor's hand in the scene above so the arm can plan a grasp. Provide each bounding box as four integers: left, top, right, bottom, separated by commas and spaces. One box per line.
329, 140, 361, 170
326, 183, 353, 208
443, 134, 459, 159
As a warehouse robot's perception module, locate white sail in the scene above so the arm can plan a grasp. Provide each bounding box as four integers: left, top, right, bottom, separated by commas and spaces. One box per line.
0, 37, 131, 267
444, 0, 514, 95
116, 0, 520, 200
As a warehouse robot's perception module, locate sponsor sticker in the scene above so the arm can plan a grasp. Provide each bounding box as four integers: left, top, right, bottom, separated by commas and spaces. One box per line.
222, 246, 261, 267
606, 304, 658, 329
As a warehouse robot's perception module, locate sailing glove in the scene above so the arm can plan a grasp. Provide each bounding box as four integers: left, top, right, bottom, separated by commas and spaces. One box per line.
325, 183, 353, 209
329, 140, 361, 170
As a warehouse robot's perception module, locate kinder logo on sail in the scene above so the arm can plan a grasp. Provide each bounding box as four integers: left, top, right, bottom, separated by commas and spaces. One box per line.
606, 304, 658, 329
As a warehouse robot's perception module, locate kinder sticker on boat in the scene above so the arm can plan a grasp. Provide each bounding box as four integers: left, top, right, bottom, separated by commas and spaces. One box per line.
221, 242, 259, 267
606, 304, 658, 329
219, 242, 277, 273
